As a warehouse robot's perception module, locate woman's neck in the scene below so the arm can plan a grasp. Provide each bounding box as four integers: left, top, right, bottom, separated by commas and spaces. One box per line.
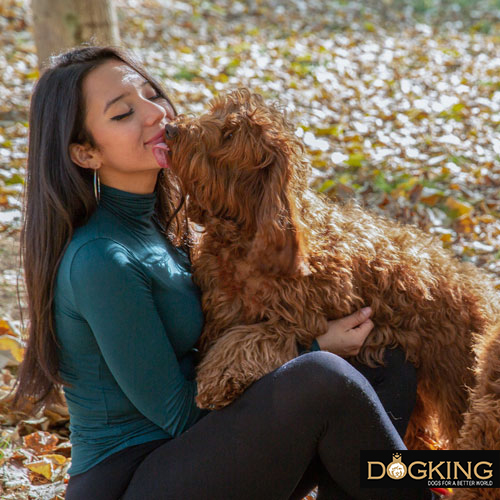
98, 169, 160, 194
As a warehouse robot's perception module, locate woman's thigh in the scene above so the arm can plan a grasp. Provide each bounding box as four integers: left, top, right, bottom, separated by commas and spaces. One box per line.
65, 439, 169, 500
122, 352, 413, 500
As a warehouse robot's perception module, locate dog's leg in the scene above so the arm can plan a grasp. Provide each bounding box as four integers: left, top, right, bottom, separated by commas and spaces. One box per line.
369, 321, 477, 449
416, 337, 476, 449
404, 391, 441, 450
451, 395, 500, 500
195, 323, 298, 409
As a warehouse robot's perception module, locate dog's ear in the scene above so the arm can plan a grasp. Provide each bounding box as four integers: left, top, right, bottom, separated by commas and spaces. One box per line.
247, 150, 310, 277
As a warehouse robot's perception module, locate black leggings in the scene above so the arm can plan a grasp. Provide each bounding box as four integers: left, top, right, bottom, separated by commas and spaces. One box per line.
66, 350, 432, 500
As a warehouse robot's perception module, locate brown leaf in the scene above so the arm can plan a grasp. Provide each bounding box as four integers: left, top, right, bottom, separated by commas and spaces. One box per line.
22, 431, 58, 455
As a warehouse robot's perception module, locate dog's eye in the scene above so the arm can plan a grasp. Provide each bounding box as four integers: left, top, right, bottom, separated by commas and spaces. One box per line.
223, 132, 233, 140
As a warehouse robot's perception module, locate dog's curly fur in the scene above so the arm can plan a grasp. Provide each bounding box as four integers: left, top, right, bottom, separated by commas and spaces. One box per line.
162, 88, 500, 450
450, 325, 500, 499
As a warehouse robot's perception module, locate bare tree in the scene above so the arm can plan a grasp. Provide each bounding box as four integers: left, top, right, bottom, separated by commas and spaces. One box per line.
31, 0, 121, 69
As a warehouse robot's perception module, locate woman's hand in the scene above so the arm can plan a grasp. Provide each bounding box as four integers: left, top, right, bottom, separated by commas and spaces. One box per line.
316, 307, 374, 357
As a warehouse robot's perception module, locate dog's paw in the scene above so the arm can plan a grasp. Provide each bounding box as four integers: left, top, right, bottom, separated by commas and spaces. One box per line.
196, 375, 249, 410
195, 384, 232, 410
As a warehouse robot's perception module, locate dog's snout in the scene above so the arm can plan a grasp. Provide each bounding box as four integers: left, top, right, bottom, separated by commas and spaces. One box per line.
164, 123, 178, 140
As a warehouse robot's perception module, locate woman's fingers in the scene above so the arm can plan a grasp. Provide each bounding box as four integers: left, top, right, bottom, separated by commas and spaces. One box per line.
346, 319, 374, 355
320, 312, 375, 356
339, 307, 372, 330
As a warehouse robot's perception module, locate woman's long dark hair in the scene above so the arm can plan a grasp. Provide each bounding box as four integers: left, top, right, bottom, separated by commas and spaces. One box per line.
13, 46, 188, 409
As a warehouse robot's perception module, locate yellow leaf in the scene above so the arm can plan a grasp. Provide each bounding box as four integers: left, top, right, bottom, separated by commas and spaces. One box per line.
345, 153, 365, 168
420, 193, 442, 206
440, 233, 452, 242
478, 215, 496, 223
455, 216, 474, 234
25, 69, 39, 80
394, 177, 419, 196
338, 173, 352, 185
40, 453, 68, 465
0, 319, 14, 336
26, 460, 53, 480
315, 126, 342, 137
311, 158, 327, 168
0, 335, 24, 363
445, 197, 473, 216
318, 179, 335, 193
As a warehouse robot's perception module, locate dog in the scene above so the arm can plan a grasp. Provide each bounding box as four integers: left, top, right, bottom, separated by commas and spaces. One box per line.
451, 325, 500, 499
157, 88, 500, 450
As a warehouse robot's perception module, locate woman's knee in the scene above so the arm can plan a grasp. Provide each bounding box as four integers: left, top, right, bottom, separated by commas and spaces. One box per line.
277, 351, 374, 406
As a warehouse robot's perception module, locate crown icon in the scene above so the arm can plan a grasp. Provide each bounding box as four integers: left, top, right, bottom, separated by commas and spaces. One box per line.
393, 453, 402, 461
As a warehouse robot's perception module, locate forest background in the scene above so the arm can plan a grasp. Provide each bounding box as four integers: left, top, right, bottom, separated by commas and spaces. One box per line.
1, 0, 500, 498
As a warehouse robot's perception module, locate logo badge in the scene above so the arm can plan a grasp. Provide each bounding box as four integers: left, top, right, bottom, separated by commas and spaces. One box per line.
386, 453, 407, 480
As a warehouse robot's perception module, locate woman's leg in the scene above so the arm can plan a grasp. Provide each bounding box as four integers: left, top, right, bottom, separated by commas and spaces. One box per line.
65, 439, 169, 500
349, 347, 417, 438
122, 351, 431, 500
289, 347, 418, 499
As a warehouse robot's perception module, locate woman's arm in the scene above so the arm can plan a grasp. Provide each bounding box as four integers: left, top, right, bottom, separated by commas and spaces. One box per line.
69, 238, 204, 437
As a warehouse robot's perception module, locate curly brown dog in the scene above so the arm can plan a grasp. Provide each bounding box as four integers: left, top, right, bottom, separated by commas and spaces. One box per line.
451, 325, 500, 499
157, 88, 500, 450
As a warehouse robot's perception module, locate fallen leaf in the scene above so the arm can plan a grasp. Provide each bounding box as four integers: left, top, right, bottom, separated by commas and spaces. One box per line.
22, 432, 58, 454
25, 459, 53, 480
0, 334, 24, 368
445, 197, 474, 217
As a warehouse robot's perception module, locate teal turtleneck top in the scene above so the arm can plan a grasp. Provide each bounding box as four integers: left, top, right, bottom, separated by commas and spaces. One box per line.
54, 184, 206, 475
54, 183, 320, 476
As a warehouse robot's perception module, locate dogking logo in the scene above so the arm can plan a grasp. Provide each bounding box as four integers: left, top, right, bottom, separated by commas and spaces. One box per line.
361, 450, 500, 489
386, 453, 407, 480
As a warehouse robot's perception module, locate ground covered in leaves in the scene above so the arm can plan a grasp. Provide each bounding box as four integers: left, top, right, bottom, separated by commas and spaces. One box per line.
1, 0, 500, 498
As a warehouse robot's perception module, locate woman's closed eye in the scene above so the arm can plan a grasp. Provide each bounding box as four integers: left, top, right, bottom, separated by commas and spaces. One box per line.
111, 94, 166, 121
112, 109, 134, 121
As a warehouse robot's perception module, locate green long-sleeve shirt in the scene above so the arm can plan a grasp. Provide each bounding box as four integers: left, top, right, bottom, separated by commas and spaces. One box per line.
54, 184, 206, 475
54, 183, 320, 476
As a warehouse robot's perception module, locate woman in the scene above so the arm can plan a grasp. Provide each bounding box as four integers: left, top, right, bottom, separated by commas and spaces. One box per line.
14, 46, 434, 500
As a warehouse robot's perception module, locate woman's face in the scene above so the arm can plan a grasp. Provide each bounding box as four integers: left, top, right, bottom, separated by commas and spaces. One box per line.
70, 59, 175, 193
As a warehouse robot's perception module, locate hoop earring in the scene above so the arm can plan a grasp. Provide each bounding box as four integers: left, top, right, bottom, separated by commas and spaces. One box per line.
94, 169, 101, 203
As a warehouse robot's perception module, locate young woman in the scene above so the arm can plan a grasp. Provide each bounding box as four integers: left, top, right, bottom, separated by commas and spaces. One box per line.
14, 46, 435, 500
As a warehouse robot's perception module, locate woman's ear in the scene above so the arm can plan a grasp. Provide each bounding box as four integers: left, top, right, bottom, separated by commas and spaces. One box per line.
69, 143, 102, 170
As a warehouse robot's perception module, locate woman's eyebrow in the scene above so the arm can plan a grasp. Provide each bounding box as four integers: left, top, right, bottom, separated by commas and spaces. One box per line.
103, 80, 152, 113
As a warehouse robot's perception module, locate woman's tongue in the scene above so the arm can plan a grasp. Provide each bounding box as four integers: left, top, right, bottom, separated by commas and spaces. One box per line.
152, 142, 170, 169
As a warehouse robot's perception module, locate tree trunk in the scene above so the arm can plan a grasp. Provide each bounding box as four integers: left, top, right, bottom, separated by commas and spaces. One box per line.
31, 0, 120, 70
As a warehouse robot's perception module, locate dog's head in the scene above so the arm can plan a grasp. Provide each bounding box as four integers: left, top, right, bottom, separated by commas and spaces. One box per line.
161, 88, 310, 276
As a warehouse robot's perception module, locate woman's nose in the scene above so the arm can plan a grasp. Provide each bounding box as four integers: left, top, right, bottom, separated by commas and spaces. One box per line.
143, 99, 167, 126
